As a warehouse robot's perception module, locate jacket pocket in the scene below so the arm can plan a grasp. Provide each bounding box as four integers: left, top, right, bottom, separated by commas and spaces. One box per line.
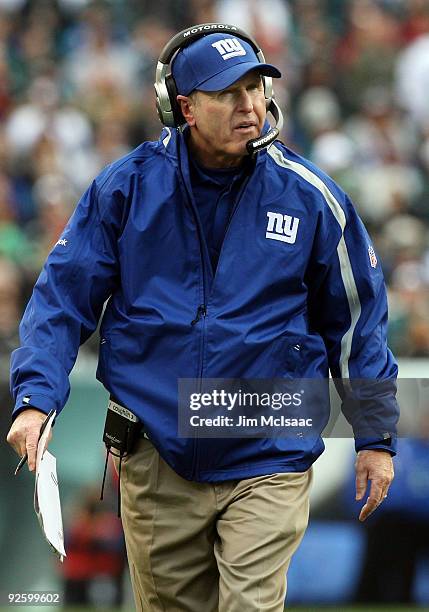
271, 334, 304, 377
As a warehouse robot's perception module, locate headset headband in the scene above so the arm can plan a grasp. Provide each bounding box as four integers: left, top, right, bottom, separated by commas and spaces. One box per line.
158, 23, 262, 65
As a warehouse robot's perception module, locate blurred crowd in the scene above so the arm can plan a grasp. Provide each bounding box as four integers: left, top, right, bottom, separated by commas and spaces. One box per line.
1, 0, 429, 357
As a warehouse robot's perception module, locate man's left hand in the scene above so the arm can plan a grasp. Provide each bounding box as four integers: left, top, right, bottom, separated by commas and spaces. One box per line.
355, 449, 394, 522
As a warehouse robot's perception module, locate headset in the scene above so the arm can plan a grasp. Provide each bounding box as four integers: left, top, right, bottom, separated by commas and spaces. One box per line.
154, 23, 284, 156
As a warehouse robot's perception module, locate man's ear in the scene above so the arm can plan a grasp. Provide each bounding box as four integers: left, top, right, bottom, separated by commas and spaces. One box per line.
177, 95, 196, 127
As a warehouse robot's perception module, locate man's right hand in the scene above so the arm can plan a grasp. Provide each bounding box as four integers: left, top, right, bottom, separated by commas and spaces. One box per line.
6, 409, 48, 472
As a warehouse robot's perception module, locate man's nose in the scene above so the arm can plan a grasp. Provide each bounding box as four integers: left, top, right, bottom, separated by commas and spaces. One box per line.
237, 89, 253, 112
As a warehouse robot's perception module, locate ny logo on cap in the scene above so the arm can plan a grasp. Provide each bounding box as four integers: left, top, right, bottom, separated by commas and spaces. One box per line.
211, 38, 246, 60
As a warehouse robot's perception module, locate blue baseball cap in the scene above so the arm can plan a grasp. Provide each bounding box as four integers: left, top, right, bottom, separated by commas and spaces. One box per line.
172, 33, 281, 96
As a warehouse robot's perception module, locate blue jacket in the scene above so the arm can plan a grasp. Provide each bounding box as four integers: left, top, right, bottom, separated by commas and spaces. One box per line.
10, 128, 399, 481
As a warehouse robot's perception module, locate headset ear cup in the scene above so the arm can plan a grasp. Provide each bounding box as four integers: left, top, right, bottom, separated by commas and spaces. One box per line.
155, 84, 169, 127
166, 74, 185, 127
263, 75, 273, 109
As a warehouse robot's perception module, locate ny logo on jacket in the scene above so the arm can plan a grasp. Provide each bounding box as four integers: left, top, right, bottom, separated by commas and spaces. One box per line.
266, 211, 300, 244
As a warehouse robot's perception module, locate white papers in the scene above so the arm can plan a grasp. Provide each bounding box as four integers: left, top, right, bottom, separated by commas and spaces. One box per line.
33, 411, 67, 561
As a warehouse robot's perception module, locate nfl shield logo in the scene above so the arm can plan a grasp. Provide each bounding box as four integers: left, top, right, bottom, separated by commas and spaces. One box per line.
368, 245, 377, 268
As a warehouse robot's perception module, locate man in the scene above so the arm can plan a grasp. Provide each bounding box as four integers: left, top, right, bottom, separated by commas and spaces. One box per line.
7, 25, 397, 612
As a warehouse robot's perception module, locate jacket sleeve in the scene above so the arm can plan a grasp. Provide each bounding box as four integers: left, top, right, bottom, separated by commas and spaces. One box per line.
307, 190, 399, 455
10, 178, 121, 418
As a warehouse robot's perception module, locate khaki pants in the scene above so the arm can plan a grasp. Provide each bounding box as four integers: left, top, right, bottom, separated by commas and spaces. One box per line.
116, 438, 312, 612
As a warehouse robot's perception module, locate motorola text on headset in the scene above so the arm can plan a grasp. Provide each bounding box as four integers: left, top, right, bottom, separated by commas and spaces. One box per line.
154, 23, 284, 156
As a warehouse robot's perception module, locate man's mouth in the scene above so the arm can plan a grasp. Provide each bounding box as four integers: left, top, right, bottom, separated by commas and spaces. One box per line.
234, 122, 257, 133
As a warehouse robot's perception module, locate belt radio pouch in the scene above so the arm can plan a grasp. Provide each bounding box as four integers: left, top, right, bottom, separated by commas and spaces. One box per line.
100, 398, 142, 517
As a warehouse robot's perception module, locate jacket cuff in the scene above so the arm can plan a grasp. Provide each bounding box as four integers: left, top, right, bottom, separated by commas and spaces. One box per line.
355, 434, 397, 456
13, 393, 58, 421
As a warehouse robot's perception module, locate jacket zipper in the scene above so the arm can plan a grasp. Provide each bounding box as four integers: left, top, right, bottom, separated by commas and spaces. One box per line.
209, 167, 254, 295
188, 170, 251, 478
187, 164, 253, 479
177, 146, 254, 479
176, 163, 210, 481
191, 304, 207, 326
190, 303, 207, 479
